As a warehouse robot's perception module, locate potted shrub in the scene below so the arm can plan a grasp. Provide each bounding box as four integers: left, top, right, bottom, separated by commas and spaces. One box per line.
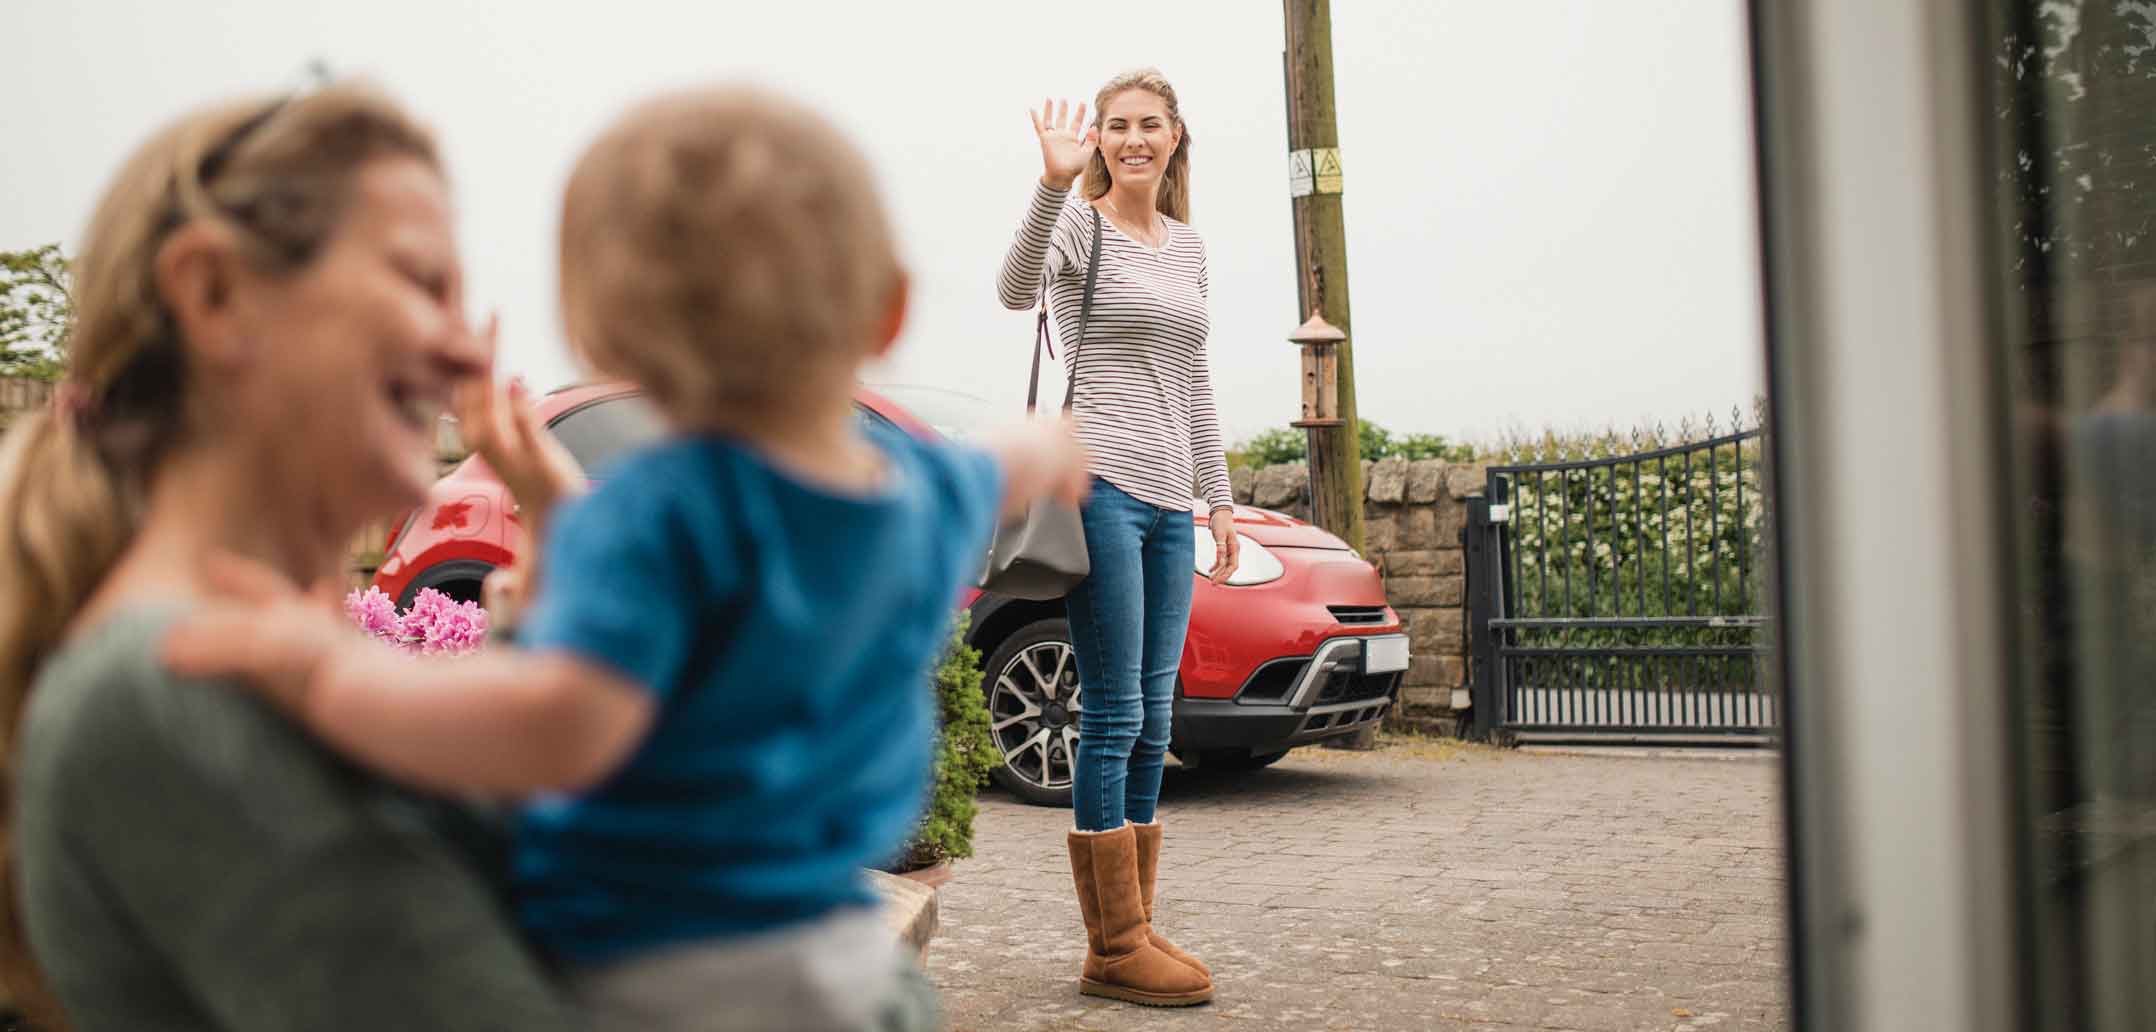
893, 614, 997, 888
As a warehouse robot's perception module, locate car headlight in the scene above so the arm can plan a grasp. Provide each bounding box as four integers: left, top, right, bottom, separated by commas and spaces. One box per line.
1194, 533, 1286, 586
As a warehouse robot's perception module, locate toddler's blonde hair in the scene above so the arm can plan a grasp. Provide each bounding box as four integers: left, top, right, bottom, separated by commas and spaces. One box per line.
560, 85, 903, 425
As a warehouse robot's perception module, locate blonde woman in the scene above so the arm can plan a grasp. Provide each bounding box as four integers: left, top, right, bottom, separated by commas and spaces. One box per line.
996, 68, 1229, 1007
0, 86, 575, 1030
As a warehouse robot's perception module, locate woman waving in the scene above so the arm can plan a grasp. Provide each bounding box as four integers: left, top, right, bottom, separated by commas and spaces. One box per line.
997, 68, 1231, 1009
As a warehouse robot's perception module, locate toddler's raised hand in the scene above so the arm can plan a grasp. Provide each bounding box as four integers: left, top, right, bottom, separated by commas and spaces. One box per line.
988, 416, 1091, 521
453, 323, 587, 532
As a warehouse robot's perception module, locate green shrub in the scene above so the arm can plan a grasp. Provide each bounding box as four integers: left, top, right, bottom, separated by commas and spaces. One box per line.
1357, 421, 1395, 463
1230, 427, 1308, 469
1393, 432, 1477, 463
1228, 421, 1480, 471
902, 613, 997, 869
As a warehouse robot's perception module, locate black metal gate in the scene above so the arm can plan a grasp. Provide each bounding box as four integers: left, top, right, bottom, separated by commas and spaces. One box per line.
1465, 419, 1776, 743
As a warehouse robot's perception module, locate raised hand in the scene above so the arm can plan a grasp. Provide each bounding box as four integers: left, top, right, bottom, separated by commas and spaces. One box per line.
988, 415, 1092, 522
1030, 98, 1099, 190
451, 318, 587, 531
1038, 415, 1092, 508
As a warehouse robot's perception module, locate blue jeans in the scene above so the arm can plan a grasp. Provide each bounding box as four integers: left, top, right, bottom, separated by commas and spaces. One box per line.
1065, 478, 1195, 832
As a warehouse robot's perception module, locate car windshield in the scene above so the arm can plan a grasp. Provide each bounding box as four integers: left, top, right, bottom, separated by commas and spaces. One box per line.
864, 384, 998, 441
547, 394, 666, 475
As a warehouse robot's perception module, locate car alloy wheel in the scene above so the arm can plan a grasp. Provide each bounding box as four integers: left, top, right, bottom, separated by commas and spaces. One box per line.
986, 626, 1084, 806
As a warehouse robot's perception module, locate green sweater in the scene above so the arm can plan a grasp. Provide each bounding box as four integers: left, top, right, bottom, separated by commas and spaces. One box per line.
12, 607, 578, 1031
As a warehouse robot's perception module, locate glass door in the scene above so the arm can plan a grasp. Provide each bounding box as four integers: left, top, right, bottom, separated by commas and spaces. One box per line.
1980, 2, 2156, 1028
1755, 0, 2156, 1028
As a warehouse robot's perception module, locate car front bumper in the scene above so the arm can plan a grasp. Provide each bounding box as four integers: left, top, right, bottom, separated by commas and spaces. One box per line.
1171, 689, 1398, 751
1171, 634, 1407, 752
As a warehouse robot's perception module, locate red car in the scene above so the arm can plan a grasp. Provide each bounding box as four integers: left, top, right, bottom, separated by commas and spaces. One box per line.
373, 383, 1409, 806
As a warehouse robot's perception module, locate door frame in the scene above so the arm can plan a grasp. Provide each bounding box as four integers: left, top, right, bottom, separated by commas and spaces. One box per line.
1749, 1, 2026, 1029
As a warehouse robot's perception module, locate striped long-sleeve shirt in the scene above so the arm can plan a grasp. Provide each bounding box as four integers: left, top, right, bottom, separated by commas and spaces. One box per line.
997, 181, 1234, 514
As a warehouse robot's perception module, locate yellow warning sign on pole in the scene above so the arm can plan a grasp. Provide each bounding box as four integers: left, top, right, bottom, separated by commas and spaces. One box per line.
1311, 148, 1342, 194
1288, 147, 1344, 196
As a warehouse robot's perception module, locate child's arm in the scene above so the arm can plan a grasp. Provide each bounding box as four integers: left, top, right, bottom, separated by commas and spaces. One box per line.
982, 416, 1092, 521
292, 645, 650, 796
163, 555, 653, 797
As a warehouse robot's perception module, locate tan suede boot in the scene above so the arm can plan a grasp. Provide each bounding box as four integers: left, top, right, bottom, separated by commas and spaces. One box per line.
1130, 820, 1211, 979
1067, 826, 1214, 1006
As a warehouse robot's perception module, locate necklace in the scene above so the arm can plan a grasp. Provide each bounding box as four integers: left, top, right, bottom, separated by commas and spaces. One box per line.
1103, 195, 1166, 249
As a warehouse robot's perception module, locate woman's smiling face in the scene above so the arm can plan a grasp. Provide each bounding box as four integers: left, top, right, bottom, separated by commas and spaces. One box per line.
1098, 88, 1180, 191
209, 156, 486, 522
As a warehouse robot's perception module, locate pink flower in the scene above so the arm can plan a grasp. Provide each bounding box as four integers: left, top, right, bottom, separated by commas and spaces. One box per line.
344, 587, 404, 645
401, 587, 490, 656
344, 586, 488, 656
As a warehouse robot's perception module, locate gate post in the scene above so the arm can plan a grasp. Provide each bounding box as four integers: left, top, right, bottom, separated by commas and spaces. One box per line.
1464, 494, 1501, 741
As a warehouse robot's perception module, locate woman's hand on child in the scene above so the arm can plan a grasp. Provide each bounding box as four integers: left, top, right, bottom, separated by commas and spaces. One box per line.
163, 552, 353, 718
454, 320, 587, 530
1031, 99, 1098, 190
166, 553, 654, 797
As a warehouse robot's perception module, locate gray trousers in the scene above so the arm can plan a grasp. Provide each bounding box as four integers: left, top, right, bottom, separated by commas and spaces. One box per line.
567, 909, 941, 1032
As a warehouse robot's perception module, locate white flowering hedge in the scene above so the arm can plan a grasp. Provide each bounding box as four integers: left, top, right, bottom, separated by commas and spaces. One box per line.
1489, 410, 1772, 664
1502, 441, 1767, 620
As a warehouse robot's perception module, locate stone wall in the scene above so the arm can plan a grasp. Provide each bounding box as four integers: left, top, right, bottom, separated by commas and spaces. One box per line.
1231, 457, 1487, 734
0, 377, 54, 435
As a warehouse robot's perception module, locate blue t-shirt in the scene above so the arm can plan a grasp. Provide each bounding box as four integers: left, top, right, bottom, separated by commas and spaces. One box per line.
512, 423, 1003, 964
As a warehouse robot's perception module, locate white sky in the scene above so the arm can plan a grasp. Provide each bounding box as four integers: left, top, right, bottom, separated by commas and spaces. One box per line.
1, 0, 1764, 446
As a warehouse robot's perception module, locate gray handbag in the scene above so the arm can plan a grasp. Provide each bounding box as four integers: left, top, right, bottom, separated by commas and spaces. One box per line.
979, 207, 1104, 601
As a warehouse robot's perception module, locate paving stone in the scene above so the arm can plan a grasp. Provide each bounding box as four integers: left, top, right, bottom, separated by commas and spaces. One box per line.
929, 744, 1788, 1031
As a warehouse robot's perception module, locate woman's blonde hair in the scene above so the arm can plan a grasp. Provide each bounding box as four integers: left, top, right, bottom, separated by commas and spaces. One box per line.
0, 83, 437, 1027
559, 84, 903, 426
1082, 68, 1193, 224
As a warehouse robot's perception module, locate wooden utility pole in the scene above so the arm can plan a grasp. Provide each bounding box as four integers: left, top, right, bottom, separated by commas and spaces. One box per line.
1282, 0, 1366, 553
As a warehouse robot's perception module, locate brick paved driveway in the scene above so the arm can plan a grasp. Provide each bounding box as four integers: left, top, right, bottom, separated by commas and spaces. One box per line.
928, 739, 1787, 1031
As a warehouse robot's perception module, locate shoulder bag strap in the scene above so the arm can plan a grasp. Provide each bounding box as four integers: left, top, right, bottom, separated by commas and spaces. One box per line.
1024, 300, 1049, 413
1060, 207, 1105, 413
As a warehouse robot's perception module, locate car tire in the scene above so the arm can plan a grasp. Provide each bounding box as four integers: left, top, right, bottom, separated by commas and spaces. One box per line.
1186, 748, 1291, 772
397, 560, 494, 610
980, 618, 1082, 808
